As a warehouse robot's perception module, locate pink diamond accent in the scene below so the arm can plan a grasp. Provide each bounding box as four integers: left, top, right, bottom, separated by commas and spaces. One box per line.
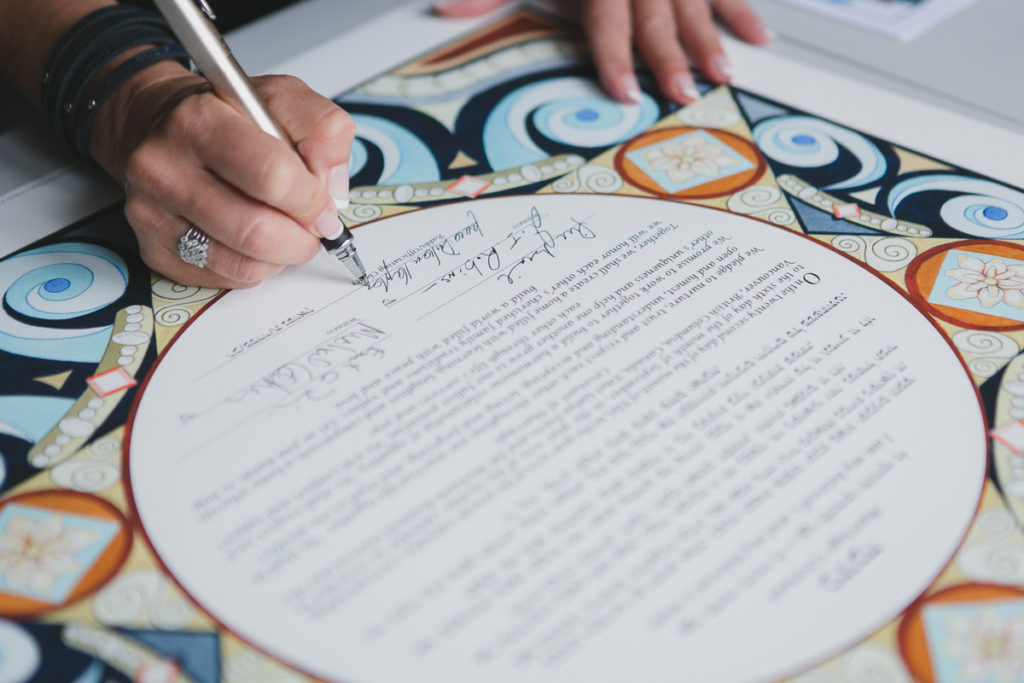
87, 367, 137, 397
448, 175, 490, 198
833, 203, 862, 219
991, 420, 1024, 454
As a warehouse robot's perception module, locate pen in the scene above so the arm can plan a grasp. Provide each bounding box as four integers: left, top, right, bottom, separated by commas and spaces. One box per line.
152, 0, 367, 285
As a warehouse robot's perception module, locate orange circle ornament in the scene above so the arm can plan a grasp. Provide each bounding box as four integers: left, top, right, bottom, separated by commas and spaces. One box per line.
897, 582, 1024, 683
614, 127, 766, 199
0, 490, 131, 617
906, 240, 1024, 331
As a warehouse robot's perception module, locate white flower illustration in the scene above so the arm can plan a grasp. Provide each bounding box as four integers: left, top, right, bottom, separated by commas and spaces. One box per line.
936, 606, 1024, 682
0, 515, 96, 596
643, 139, 738, 184
946, 254, 1024, 308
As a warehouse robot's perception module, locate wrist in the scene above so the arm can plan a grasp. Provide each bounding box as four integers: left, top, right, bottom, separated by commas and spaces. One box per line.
89, 59, 205, 181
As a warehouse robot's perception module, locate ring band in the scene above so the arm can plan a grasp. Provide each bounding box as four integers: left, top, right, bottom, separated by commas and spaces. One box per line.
178, 225, 210, 268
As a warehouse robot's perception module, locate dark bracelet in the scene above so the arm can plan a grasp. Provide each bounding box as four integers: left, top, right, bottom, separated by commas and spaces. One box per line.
41, 5, 189, 165
73, 43, 190, 160
42, 6, 153, 144
57, 25, 179, 149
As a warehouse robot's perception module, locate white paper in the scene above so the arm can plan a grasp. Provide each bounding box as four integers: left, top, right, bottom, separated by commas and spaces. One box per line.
770, 0, 978, 41
130, 194, 985, 683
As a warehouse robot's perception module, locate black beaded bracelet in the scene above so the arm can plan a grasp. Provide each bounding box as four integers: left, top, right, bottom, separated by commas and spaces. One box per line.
41, 5, 190, 165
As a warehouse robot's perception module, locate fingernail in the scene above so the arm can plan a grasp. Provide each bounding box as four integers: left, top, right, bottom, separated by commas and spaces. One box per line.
713, 54, 735, 81
433, 0, 506, 16
763, 28, 777, 43
329, 163, 349, 210
315, 206, 342, 239
622, 72, 643, 104
676, 74, 700, 102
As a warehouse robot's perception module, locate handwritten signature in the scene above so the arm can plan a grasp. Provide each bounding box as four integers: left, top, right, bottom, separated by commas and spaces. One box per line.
180, 321, 388, 424
367, 205, 597, 298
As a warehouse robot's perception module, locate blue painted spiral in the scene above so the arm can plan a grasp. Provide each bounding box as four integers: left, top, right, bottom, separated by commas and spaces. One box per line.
480, 76, 660, 170
753, 115, 888, 191
0, 243, 128, 362
887, 174, 1024, 238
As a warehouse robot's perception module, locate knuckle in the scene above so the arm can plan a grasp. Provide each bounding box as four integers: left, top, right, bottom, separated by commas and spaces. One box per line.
276, 74, 304, 92
298, 235, 321, 263
227, 254, 269, 284
234, 212, 278, 257
122, 196, 148, 227
677, 0, 713, 23
124, 144, 171, 196
318, 106, 354, 142
257, 74, 303, 106
635, 12, 670, 36
255, 155, 297, 205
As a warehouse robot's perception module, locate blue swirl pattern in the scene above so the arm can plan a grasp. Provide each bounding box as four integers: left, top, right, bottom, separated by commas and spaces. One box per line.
1, 243, 128, 363
753, 115, 888, 191
887, 174, 1024, 239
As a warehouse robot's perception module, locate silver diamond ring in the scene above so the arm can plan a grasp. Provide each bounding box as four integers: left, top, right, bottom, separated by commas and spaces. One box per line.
177, 225, 210, 268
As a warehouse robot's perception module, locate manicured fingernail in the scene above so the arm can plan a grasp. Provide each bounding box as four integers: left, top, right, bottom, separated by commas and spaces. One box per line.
713, 54, 735, 80
762, 27, 777, 43
329, 163, 349, 210
433, 0, 506, 16
315, 206, 342, 239
676, 74, 700, 102
622, 72, 643, 103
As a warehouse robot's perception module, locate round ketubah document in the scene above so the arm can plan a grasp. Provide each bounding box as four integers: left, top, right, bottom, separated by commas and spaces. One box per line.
129, 194, 985, 683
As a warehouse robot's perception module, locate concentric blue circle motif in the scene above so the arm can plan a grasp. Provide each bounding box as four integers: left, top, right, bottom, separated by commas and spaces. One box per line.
887, 174, 1024, 239
984, 206, 1009, 221
337, 104, 457, 188
43, 278, 71, 294
349, 113, 442, 186
752, 115, 888, 191
480, 76, 661, 170
1, 242, 128, 362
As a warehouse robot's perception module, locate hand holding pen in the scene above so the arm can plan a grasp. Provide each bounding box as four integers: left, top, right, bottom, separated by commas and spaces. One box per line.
0, 0, 770, 290
154, 0, 366, 284
0, 0, 359, 291
85, 3, 357, 290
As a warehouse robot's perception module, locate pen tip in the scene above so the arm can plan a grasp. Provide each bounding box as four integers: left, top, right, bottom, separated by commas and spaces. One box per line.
356, 275, 369, 288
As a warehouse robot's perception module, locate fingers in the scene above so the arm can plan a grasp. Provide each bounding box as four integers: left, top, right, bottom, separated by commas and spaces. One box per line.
178, 168, 321, 265
633, 0, 700, 104
189, 99, 333, 234
714, 0, 773, 44
119, 73, 356, 288
432, 0, 512, 18
673, 0, 731, 84
583, 0, 772, 103
583, 0, 640, 103
124, 153, 319, 286
125, 196, 287, 289
255, 75, 355, 211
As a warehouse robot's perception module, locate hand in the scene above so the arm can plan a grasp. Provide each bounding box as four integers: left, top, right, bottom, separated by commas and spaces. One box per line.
434, 0, 772, 104
89, 63, 354, 289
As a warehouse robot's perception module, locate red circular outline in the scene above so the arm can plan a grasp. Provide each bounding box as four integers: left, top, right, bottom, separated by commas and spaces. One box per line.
122, 195, 990, 683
